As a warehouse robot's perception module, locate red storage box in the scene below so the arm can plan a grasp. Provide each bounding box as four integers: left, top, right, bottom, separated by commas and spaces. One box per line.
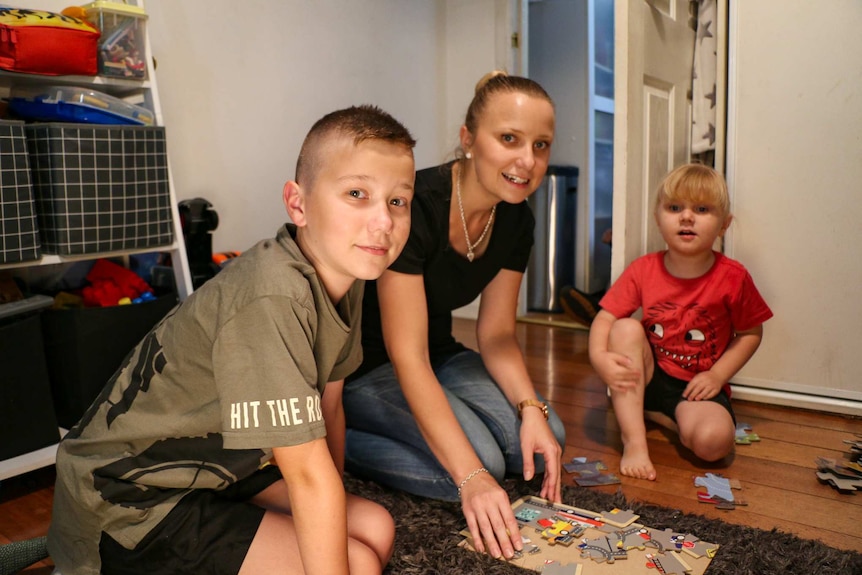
0, 7, 100, 76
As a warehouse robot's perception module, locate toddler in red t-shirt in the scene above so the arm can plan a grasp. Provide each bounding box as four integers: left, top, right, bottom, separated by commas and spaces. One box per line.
589, 163, 772, 481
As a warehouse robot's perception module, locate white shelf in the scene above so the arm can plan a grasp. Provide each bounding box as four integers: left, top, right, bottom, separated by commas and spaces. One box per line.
0, 435, 61, 481
0, 0, 192, 480
0, 69, 150, 97
0, 241, 184, 271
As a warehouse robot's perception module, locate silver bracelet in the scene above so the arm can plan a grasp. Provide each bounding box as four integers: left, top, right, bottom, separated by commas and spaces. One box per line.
457, 466, 489, 499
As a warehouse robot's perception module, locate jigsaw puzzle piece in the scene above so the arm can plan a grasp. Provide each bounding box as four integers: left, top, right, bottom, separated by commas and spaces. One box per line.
816, 470, 862, 493
681, 539, 720, 559
696, 492, 747, 509
600, 508, 640, 528
541, 562, 583, 575
578, 535, 628, 563
645, 551, 693, 574
610, 526, 651, 551
645, 527, 691, 553
815, 457, 862, 479
515, 506, 543, 522
734, 422, 760, 445
693, 472, 741, 502
575, 473, 621, 486
563, 459, 607, 475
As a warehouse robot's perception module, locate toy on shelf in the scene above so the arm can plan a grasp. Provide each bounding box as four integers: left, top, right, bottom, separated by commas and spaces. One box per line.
0, 6, 99, 76
81, 259, 155, 307
81, 1, 149, 80
8, 85, 154, 125
213, 251, 241, 268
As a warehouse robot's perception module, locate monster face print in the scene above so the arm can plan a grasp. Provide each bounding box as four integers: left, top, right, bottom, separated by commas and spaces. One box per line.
644, 302, 719, 375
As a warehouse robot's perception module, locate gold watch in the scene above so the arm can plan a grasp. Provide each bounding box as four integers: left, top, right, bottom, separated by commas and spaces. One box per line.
517, 399, 549, 420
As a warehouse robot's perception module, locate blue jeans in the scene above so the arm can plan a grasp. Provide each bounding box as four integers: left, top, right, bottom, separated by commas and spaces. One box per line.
343, 350, 566, 502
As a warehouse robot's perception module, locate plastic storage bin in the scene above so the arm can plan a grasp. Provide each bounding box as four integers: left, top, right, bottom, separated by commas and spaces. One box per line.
0, 120, 41, 264
82, 1, 148, 80
526, 165, 579, 312
8, 85, 154, 126
41, 293, 177, 428
25, 123, 174, 256
0, 313, 61, 461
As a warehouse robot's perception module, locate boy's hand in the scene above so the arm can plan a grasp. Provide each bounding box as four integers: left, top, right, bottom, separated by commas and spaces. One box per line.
683, 371, 724, 401
594, 351, 641, 393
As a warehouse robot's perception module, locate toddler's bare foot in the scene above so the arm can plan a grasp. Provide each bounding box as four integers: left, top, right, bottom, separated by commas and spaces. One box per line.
620, 442, 657, 480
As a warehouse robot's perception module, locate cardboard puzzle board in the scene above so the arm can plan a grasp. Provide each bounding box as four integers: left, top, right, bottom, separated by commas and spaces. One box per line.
459, 496, 718, 575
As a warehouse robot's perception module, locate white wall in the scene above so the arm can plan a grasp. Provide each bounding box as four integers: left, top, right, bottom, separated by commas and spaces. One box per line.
144, 0, 441, 252
24, 0, 514, 255
443, 0, 521, 319
441, 0, 517, 163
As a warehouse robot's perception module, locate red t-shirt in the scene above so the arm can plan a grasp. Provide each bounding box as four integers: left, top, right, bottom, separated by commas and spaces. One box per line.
599, 251, 773, 382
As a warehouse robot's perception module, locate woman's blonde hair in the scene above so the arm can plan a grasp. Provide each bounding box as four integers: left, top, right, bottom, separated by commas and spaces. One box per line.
460, 70, 554, 149
654, 163, 731, 218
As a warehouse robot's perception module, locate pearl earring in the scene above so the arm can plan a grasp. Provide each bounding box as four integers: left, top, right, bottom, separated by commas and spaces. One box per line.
465, 152, 472, 159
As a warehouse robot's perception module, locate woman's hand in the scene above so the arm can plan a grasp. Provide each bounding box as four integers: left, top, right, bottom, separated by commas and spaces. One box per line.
519, 410, 562, 502
460, 470, 523, 559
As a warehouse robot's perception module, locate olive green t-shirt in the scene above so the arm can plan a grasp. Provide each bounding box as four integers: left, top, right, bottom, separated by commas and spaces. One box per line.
48, 224, 363, 575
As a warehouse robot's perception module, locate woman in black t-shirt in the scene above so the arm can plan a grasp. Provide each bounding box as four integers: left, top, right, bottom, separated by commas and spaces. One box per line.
344, 72, 566, 561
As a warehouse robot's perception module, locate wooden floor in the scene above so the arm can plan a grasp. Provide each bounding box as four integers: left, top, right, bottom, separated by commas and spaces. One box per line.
1, 316, 860, 574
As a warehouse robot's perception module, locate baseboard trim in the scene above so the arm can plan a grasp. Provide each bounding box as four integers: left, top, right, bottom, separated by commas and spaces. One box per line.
730, 384, 862, 417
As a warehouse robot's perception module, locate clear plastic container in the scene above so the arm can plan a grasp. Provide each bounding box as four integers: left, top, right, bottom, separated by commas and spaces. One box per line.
8, 85, 155, 126
82, 1, 149, 80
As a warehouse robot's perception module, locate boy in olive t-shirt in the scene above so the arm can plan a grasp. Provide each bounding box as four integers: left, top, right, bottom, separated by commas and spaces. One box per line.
48, 105, 417, 575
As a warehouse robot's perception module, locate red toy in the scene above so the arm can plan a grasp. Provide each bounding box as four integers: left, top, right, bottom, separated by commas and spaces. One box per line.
81, 259, 153, 307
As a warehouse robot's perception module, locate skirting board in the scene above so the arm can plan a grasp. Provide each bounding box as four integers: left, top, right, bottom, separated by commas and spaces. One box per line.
729, 384, 862, 418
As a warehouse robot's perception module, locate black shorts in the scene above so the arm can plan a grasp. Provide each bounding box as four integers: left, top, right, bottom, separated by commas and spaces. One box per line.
99, 465, 283, 575
644, 362, 736, 425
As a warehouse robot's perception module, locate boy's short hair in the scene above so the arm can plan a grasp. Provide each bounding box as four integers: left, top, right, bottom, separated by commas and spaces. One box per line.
295, 105, 416, 189
655, 163, 730, 218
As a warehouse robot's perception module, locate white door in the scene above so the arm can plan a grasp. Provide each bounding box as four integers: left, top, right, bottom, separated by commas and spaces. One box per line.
724, 0, 862, 414
612, 0, 694, 277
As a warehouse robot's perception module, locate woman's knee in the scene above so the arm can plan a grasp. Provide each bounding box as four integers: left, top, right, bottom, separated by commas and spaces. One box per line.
473, 441, 507, 480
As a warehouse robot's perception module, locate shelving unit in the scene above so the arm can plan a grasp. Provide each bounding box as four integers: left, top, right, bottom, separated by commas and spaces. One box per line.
0, 73, 192, 298
0, 5, 192, 480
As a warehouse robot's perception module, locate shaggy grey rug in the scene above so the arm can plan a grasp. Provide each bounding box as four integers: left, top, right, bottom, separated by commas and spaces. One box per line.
344, 473, 862, 575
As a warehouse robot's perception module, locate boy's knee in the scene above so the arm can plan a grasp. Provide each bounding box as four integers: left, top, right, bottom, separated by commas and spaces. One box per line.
371, 511, 396, 559
608, 317, 646, 347
695, 441, 734, 462
347, 538, 389, 575
351, 503, 395, 564
683, 426, 734, 462
612, 317, 645, 335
